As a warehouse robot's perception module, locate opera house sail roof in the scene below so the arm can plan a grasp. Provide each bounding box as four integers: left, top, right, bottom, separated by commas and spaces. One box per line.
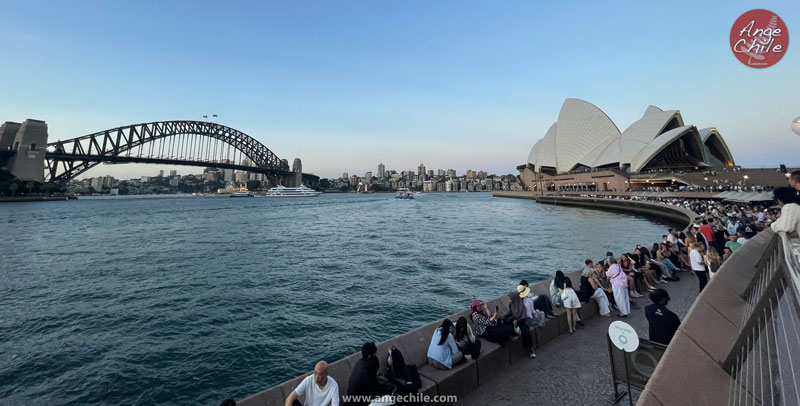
526, 99, 735, 175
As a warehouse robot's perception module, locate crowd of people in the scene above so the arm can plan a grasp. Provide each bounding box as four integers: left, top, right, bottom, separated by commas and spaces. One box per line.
260, 172, 800, 406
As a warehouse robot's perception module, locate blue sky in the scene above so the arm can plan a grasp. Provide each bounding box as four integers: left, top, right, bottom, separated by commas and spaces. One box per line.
1, 0, 799, 179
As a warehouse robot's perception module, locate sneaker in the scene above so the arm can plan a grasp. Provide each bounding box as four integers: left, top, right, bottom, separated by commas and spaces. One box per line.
661, 278, 669, 284
529, 350, 536, 358
464, 354, 472, 361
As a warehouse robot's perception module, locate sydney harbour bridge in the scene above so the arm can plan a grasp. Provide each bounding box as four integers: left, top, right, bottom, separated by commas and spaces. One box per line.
0, 120, 318, 187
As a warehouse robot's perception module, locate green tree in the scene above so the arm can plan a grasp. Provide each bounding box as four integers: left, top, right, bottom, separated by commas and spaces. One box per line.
9, 183, 19, 197
40, 183, 54, 196
339, 185, 351, 192
25, 181, 36, 194
319, 179, 331, 189
246, 180, 261, 191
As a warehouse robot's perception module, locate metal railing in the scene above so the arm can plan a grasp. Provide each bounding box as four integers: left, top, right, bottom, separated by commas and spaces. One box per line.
726, 232, 800, 406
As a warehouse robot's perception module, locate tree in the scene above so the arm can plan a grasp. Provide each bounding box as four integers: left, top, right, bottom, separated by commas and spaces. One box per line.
246, 180, 261, 191
40, 183, 54, 196
25, 182, 36, 194
9, 183, 18, 197
319, 178, 331, 189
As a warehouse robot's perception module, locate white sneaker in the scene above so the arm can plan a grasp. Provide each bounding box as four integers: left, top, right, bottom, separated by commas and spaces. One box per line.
465, 354, 472, 361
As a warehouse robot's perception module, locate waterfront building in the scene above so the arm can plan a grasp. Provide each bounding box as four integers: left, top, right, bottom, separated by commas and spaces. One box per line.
364, 171, 372, 184
520, 98, 737, 192
342, 172, 348, 180
159, 170, 164, 177
466, 169, 474, 179
377, 163, 385, 179
169, 170, 177, 177
418, 164, 426, 181
91, 177, 104, 191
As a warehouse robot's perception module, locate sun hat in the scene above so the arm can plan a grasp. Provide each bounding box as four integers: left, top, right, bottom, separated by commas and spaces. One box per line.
517, 284, 531, 298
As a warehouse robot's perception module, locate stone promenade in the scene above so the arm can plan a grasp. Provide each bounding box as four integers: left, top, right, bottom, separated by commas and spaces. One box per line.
459, 272, 699, 406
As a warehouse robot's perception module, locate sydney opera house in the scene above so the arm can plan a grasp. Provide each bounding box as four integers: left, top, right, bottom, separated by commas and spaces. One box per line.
518, 98, 736, 192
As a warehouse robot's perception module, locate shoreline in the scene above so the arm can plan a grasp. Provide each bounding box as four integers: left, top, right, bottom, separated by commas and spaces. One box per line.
0, 196, 76, 203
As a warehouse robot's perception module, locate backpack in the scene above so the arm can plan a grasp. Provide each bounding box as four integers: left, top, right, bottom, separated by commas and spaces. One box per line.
387, 347, 422, 395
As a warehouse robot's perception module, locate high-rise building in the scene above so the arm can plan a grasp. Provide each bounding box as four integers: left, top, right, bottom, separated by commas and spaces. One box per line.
169, 170, 177, 177
447, 169, 457, 178
91, 177, 104, 191
158, 170, 164, 177
437, 169, 444, 177
418, 164, 426, 181
427, 170, 434, 179
466, 169, 474, 179
365, 171, 372, 184
378, 163, 385, 179
342, 172, 349, 180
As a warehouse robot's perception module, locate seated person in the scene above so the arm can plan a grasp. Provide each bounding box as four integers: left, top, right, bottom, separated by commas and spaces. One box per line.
469, 300, 516, 347
645, 288, 681, 345
516, 283, 547, 326
519, 279, 555, 319
346, 342, 380, 406
285, 361, 340, 406
454, 316, 481, 360
426, 319, 462, 370
578, 263, 611, 316
505, 291, 536, 358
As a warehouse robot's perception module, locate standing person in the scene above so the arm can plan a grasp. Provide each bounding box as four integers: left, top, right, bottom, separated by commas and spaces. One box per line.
699, 220, 715, 247
346, 342, 380, 406
771, 186, 800, 236
426, 319, 462, 370
645, 289, 681, 345
606, 258, 631, 317
454, 317, 481, 361
789, 170, 800, 195
705, 246, 723, 280
690, 242, 709, 292
505, 291, 536, 358
725, 234, 742, 252
285, 361, 340, 406
555, 270, 581, 333
722, 247, 733, 262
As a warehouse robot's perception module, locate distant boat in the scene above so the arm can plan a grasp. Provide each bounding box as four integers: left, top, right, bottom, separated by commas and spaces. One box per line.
395, 188, 415, 199
265, 185, 321, 198
192, 192, 206, 196
230, 191, 254, 197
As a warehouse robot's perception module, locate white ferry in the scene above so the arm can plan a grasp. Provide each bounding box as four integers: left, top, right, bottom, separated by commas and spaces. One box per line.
230, 191, 254, 197
395, 188, 415, 199
266, 185, 321, 198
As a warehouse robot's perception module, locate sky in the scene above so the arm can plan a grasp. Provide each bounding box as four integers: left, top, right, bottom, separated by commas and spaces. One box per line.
1, 0, 799, 180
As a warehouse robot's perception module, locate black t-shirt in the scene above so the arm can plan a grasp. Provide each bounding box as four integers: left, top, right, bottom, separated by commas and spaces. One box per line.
645, 303, 681, 345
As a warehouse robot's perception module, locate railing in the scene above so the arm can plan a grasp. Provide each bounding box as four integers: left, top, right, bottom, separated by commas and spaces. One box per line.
725, 232, 800, 406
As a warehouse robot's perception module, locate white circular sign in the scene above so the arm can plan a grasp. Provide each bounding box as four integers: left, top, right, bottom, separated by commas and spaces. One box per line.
608, 321, 640, 353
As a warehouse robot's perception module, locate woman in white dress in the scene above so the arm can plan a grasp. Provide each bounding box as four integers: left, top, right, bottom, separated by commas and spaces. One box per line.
554, 270, 581, 333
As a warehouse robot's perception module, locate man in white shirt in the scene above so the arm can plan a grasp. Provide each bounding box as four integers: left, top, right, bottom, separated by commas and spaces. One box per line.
736, 231, 748, 246
690, 242, 708, 293
285, 361, 339, 406
667, 229, 678, 245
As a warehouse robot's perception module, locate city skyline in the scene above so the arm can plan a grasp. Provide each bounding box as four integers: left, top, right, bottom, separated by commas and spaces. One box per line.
2, 1, 800, 180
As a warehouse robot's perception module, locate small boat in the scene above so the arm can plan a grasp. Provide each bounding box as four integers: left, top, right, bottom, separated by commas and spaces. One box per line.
230, 191, 254, 197
395, 188, 415, 199
265, 185, 321, 198
192, 192, 206, 196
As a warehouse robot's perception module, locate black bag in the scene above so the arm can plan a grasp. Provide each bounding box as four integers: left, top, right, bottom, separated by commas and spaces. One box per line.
387, 347, 422, 395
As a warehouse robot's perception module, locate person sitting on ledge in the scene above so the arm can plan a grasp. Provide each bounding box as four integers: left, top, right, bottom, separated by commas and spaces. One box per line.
426, 319, 462, 370
454, 316, 481, 361
771, 186, 800, 237
578, 261, 611, 317
285, 361, 339, 406
517, 282, 548, 326
470, 300, 517, 347
591, 263, 616, 308
505, 291, 536, 358
346, 342, 380, 406
645, 288, 681, 346
519, 279, 555, 319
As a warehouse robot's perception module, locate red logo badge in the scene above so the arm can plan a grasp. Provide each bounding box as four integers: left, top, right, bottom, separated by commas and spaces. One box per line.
730, 9, 789, 68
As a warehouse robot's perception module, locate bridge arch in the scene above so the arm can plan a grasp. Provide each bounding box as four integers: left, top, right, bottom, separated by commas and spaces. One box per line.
45, 121, 292, 183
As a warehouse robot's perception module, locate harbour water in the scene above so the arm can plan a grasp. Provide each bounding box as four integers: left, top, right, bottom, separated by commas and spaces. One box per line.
0, 193, 674, 405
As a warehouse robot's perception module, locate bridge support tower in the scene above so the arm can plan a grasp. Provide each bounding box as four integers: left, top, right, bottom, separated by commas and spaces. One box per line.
4, 119, 48, 182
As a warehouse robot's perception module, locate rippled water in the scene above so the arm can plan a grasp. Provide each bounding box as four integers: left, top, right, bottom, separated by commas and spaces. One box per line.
0, 193, 675, 404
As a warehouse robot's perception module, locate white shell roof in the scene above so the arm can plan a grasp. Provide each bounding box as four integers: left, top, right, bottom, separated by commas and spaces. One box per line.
525, 99, 730, 174
698, 127, 735, 165
536, 123, 558, 170
554, 99, 621, 173
629, 125, 698, 173
620, 109, 682, 163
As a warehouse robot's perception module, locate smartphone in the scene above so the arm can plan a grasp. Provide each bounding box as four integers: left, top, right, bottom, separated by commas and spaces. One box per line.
495, 305, 499, 312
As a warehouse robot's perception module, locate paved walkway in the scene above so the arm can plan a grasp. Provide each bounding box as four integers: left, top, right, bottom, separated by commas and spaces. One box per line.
459, 272, 699, 406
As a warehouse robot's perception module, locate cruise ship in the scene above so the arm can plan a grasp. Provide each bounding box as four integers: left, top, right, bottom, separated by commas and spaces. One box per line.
265, 185, 321, 198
